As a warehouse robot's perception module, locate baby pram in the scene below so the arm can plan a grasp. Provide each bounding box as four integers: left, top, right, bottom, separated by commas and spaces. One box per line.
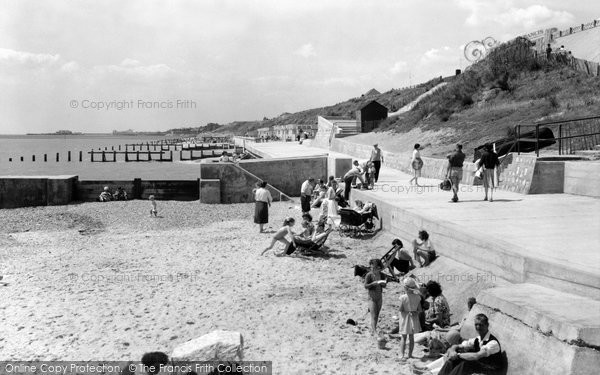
338, 204, 379, 237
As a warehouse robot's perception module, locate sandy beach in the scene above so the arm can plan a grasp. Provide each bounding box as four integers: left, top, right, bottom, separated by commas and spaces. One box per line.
0, 200, 449, 374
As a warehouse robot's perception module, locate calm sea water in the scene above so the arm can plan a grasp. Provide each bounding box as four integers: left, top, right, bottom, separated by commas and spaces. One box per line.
0, 134, 203, 180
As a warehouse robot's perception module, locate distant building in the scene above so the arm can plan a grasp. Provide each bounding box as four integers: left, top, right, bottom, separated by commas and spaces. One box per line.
272, 124, 317, 140
356, 100, 388, 132
257, 127, 272, 138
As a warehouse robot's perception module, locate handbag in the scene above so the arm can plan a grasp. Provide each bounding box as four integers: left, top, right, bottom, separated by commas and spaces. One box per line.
474, 166, 483, 179
439, 178, 452, 191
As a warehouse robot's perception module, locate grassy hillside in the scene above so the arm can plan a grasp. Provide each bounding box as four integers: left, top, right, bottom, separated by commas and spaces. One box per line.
378, 37, 600, 155
210, 37, 600, 156
214, 78, 445, 135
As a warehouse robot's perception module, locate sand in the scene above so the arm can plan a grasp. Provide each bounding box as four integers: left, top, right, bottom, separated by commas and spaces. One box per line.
0, 200, 431, 374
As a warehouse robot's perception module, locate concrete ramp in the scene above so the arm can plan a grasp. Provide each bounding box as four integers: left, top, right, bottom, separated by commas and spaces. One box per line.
555, 25, 600, 63
388, 82, 448, 117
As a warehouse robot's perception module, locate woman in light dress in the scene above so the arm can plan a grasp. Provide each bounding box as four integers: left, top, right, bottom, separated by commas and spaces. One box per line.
409, 143, 423, 186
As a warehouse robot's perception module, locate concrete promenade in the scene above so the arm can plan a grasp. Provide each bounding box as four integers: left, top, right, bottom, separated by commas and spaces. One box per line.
248, 141, 600, 373
247, 141, 600, 296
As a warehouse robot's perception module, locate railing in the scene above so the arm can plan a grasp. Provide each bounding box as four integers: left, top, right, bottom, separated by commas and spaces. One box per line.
552, 19, 600, 40
515, 115, 600, 156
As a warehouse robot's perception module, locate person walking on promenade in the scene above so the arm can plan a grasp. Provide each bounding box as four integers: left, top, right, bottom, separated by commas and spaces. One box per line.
439, 314, 503, 375
409, 144, 423, 186
300, 177, 315, 214
364, 258, 387, 336
254, 181, 273, 233
370, 143, 384, 183
477, 144, 500, 202
446, 144, 466, 203
343, 160, 366, 201
398, 277, 423, 361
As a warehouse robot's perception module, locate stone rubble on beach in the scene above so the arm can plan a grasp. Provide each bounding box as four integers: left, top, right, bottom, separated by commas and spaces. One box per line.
171, 330, 244, 361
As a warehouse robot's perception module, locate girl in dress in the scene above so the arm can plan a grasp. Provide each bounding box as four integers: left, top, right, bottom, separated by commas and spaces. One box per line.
399, 277, 422, 361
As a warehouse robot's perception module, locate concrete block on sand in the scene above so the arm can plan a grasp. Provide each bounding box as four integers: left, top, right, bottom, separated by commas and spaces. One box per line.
478, 284, 600, 347
171, 330, 243, 361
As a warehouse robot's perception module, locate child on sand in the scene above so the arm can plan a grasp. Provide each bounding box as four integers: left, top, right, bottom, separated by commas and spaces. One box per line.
399, 277, 422, 361
260, 217, 296, 255
364, 258, 386, 336
149, 195, 158, 217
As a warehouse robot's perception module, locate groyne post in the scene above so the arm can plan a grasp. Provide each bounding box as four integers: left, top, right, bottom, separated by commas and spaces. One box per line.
102, 151, 106, 162
32, 155, 35, 162
136, 151, 140, 161
56, 153, 59, 162
113, 150, 116, 162
20, 156, 23, 162
79, 151, 82, 162
68, 151, 71, 162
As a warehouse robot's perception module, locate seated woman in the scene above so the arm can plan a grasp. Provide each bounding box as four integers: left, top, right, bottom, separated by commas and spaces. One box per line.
423, 280, 451, 331
219, 151, 231, 162
98, 186, 113, 202
384, 239, 415, 277
114, 186, 128, 201
311, 184, 327, 209
295, 214, 333, 245
412, 230, 436, 267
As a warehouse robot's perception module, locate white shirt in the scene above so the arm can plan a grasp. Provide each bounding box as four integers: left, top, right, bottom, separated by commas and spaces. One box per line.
344, 165, 363, 179
300, 180, 314, 196
459, 331, 500, 357
254, 188, 272, 203
412, 149, 421, 161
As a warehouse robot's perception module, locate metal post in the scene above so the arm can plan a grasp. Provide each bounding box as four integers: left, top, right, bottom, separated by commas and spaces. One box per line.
558, 125, 562, 155
113, 150, 116, 162
535, 125, 539, 157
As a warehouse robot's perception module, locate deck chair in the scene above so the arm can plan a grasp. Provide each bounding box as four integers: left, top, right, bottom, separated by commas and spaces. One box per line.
338, 204, 379, 237
287, 221, 333, 255
353, 245, 402, 283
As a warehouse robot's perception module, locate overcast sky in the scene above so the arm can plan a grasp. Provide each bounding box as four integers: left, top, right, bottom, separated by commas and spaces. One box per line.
0, 0, 597, 134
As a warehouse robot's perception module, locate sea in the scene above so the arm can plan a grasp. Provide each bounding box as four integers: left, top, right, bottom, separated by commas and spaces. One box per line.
0, 134, 206, 180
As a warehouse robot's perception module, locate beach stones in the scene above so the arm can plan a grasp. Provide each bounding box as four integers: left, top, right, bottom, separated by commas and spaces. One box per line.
171, 330, 243, 361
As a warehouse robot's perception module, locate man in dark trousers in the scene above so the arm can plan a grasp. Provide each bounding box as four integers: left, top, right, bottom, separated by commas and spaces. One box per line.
343, 161, 366, 201
300, 177, 315, 214
446, 144, 465, 202
439, 313, 503, 375
370, 144, 384, 183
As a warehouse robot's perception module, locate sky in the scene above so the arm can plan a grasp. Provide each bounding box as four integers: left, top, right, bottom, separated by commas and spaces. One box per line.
0, 0, 598, 134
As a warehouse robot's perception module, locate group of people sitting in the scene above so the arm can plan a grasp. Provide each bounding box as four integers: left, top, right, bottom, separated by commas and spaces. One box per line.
382, 231, 437, 275
98, 186, 128, 202
260, 213, 334, 256
364, 257, 503, 375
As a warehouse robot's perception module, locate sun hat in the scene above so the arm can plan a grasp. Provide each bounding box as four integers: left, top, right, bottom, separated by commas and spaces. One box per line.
403, 278, 421, 294
103, 186, 109, 191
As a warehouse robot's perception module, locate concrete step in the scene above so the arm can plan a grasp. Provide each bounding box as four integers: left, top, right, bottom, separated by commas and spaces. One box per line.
465, 284, 600, 374
478, 284, 600, 347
